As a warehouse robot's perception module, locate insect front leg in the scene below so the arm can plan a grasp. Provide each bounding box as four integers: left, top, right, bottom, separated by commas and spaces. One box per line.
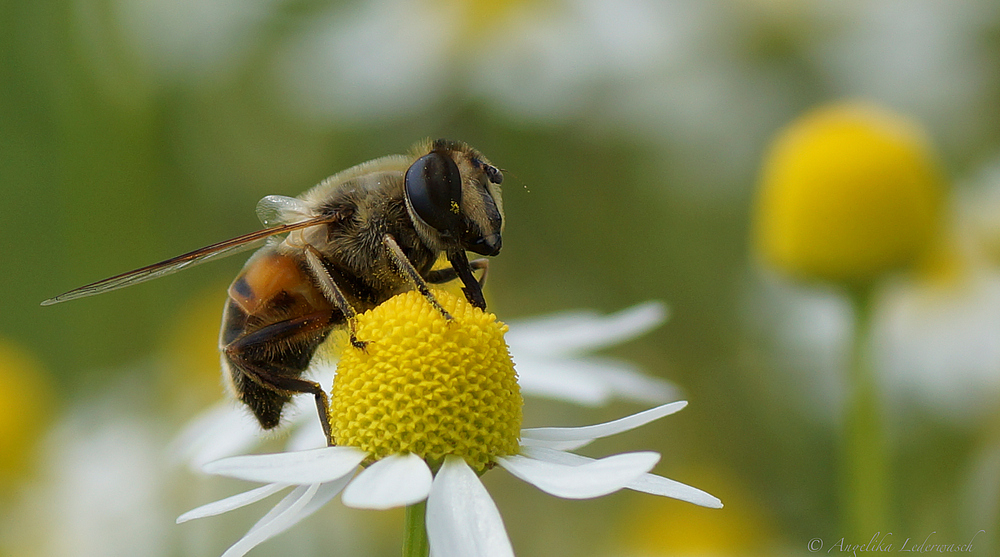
445, 250, 488, 309
382, 234, 453, 320
426, 258, 489, 286
427, 256, 488, 310
223, 311, 336, 446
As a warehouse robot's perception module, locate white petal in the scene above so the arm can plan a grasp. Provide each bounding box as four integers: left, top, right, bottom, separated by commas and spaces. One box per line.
519, 401, 687, 450
516, 436, 591, 451
495, 452, 659, 499
628, 473, 723, 508
518, 445, 601, 466
247, 475, 351, 537
284, 412, 329, 452
579, 357, 680, 403
247, 485, 312, 533
204, 446, 366, 484
426, 455, 514, 557
506, 301, 668, 356
342, 453, 433, 510
221, 483, 320, 557
170, 402, 265, 470
177, 483, 288, 523
516, 355, 679, 406
303, 361, 337, 393
515, 356, 612, 405
520, 446, 722, 508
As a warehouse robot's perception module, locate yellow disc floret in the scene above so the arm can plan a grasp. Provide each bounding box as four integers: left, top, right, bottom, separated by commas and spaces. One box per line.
329, 289, 522, 472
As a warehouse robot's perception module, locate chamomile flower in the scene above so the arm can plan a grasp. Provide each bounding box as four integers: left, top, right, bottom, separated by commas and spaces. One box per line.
173, 299, 677, 469
750, 100, 947, 537
177, 290, 720, 556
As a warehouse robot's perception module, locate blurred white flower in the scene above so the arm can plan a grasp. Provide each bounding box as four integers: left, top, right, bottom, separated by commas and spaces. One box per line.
273, 0, 457, 123
173, 301, 678, 469
809, 0, 997, 146
504, 301, 677, 405
747, 261, 1000, 427
271, 0, 719, 125
466, 0, 691, 121
2, 400, 172, 557
873, 267, 1000, 423
870, 166, 1000, 424
865, 160, 1000, 424
108, 0, 279, 83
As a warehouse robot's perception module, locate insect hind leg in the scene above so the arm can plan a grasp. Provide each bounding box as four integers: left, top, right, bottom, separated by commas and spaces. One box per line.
229, 358, 334, 445
223, 311, 336, 445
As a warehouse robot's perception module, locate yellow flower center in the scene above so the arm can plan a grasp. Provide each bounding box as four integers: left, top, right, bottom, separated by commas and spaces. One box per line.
329, 289, 522, 472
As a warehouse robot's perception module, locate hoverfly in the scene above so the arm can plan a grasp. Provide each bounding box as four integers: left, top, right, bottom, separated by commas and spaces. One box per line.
44, 139, 505, 445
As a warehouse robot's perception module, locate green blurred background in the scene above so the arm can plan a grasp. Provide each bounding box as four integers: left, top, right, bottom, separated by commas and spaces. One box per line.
3, 0, 1000, 555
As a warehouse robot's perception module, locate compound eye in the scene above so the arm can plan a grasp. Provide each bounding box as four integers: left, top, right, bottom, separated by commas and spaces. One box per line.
405, 150, 463, 234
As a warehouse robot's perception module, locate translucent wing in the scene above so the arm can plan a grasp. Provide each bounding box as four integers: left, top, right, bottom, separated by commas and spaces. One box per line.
41, 214, 339, 306
256, 195, 314, 227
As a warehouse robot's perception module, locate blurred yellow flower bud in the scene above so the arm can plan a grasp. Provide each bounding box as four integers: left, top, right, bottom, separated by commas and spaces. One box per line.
0, 339, 52, 490
753, 103, 946, 285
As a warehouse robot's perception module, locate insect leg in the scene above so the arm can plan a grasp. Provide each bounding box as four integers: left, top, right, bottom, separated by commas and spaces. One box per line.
445, 250, 487, 310
425, 258, 489, 286
302, 245, 367, 350
426, 257, 488, 309
473, 258, 488, 288
239, 360, 334, 447
223, 311, 336, 445
382, 234, 453, 320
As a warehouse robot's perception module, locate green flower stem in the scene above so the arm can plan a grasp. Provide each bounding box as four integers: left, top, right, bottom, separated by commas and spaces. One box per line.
843, 288, 889, 539
403, 501, 430, 557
